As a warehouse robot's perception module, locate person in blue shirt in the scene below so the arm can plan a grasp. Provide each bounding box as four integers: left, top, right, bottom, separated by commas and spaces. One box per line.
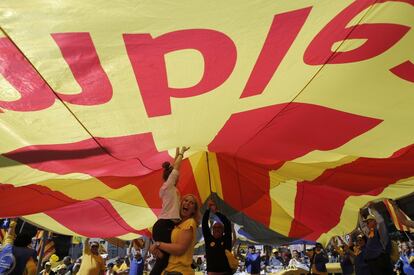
269, 249, 284, 267
394, 242, 414, 275
245, 246, 261, 275
128, 238, 149, 275
129, 250, 144, 275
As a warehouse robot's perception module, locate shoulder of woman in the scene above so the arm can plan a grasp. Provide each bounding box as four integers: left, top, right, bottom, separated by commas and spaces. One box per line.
179, 218, 197, 230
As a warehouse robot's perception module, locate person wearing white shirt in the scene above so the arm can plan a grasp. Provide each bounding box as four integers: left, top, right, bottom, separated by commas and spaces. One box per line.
150, 146, 189, 275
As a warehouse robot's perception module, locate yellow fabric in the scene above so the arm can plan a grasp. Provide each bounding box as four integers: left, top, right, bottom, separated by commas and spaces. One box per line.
113, 262, 128, 274
0, 0, 414, 244
225, 249, 239, 271
165, 218, 197, 275
1, 221, 16, 247
78, 243, 105, 275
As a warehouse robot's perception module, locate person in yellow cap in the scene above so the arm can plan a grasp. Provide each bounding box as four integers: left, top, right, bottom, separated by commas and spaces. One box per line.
360, 208, 392, 275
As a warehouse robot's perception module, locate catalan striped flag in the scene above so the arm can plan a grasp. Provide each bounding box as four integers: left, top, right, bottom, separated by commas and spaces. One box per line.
383, 199, 414, 233
35, 230, 56, 262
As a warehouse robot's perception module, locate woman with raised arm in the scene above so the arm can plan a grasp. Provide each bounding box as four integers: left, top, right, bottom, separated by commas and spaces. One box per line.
150, 147, 190, 275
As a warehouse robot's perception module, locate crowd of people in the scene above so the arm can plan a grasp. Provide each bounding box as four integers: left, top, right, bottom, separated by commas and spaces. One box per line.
1, 147, 414, 275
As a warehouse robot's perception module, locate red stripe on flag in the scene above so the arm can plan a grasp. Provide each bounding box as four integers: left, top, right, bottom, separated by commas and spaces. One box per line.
176, 160, 201, 204
4, 133, 172, 177
290, 144, 414, 240
45, 197, 147, 238
0, 184, 78, 217
216, 154, 272, 227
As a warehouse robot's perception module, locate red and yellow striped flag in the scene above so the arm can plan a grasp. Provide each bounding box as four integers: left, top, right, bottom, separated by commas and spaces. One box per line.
35, 230, 56, 262
42, 240, 56, 262
383, 199, 414, 233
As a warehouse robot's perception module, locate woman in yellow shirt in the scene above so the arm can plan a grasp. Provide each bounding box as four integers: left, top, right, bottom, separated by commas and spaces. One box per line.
150, 194, 201, 275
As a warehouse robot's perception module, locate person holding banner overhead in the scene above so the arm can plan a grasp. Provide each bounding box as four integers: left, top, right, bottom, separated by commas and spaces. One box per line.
360, 208, 393, 275
202, 199, 234, 275
78, 238, 105, 275
150, 147, 189, 275
0, 218, 37, 275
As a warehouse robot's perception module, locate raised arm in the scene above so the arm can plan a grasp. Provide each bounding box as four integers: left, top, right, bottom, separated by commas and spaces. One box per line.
127, 241, 133, 257
231, 223, 237, 249
173, 147, 189, 170
142, 237, 150, 259
2, 219, 17, 246
83, 238, 91, 254
202, 209, 212, 240
370, 208, 389, 248
214, 211, 232, 249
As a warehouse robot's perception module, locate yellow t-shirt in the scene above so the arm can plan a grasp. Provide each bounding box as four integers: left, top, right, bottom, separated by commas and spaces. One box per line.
78, 243, 105, 275
164, 218, 197, 275
113, 262, 129, 274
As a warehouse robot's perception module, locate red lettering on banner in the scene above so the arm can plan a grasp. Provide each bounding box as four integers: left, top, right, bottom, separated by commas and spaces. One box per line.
240, 7, 312, 98
390, 61, 414, 83
0, 33, 112, 112
51, 33, 113, 105
0, 38, 55, 112
123, 29, 237, 117
304, 0, 412, 65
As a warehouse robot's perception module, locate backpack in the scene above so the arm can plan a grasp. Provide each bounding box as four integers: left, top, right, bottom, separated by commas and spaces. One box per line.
0, 244, 16, 275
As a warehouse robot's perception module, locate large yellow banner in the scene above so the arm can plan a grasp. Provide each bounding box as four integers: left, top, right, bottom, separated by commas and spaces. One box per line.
0, 0, 413, 242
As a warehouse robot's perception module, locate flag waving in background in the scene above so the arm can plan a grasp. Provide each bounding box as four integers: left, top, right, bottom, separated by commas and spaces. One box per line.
383, 199, 414, 233
1, 0, 414, 245
35, 231, 56, 263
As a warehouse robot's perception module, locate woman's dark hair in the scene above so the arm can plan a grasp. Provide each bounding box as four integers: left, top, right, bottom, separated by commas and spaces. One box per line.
162, 161, 173, 181
14, 233, 32, 247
